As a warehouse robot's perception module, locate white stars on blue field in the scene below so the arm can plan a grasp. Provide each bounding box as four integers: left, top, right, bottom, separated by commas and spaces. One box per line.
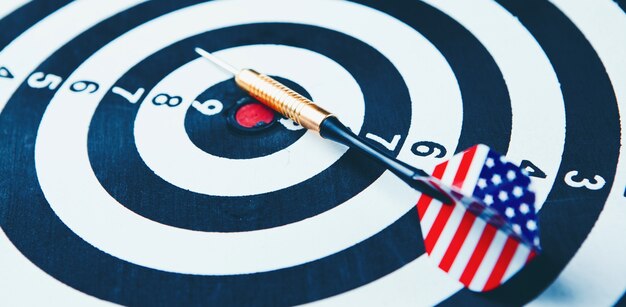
472, 150, 540, 249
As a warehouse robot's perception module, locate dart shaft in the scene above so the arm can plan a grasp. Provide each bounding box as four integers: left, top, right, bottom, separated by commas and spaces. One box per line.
234, 69, 452, 203
319, 117, 453, 204
194, 48, 451, 203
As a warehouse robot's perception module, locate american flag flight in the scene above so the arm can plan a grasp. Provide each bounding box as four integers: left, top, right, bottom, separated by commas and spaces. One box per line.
416, 144, 540, 292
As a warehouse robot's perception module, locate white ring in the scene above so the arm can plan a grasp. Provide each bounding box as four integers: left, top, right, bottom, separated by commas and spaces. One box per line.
0, 1, 146, 113
0, 0, 29, 20
530, 1, 626, 305
35, 0, 461, 275
418, 0, 565, 210
0, 1, 626, 304
0, 1, 143, 305
135, 45, 364, 196
316, 0, 568, 304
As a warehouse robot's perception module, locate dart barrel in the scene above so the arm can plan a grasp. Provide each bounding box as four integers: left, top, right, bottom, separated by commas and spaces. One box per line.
235, 69, 333, 131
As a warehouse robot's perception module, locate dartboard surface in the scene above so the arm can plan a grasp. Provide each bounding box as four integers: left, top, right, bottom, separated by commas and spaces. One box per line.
0, 0, 625, 306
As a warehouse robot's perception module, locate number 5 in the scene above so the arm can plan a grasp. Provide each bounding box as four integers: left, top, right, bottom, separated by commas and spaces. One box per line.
27, 72, 62, 90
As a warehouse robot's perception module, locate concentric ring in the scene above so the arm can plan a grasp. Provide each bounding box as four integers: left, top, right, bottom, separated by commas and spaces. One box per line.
2, 0, 515, 304
0, 0, 623, 306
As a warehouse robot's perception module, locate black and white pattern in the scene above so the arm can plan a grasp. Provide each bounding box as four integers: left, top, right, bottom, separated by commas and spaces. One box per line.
0, 0, 624, 306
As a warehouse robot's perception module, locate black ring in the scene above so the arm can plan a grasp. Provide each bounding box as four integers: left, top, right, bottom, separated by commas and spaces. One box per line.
0, 0, 70, 51
88, 23, 412, 232
1, 1, 605, 306
440, 0, 620, 304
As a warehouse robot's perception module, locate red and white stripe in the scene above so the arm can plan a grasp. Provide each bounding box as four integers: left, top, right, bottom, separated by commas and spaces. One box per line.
416, 145, 535, 292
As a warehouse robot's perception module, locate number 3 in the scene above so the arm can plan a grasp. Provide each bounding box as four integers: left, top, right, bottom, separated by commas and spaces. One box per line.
564, 170, 605, 190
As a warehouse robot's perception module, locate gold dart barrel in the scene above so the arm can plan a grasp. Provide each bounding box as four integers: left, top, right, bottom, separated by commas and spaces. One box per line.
235, 69, 333, 131
194, 47, 333, 131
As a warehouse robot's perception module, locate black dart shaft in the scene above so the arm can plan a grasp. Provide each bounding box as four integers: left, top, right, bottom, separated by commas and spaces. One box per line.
195, 48, 452, 204
319, 117, 452, 204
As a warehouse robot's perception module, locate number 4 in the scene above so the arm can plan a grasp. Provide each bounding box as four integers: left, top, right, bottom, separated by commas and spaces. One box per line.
0, 66, 14, 79
520, 160, 547, 179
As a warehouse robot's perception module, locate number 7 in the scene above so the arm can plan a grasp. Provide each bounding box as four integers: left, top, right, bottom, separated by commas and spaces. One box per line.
365, 133, 401, 151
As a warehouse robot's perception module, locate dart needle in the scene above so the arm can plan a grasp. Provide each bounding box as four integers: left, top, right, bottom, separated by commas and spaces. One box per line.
194, 47, 239, 75
195, 47, 453, 204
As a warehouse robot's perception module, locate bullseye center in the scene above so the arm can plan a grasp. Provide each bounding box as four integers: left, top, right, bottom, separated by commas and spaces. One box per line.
184, 77, 309, 159
234, 102, 276, 129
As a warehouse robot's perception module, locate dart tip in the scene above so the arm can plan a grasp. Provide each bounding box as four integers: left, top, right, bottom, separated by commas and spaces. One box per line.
194, 47, 239, 75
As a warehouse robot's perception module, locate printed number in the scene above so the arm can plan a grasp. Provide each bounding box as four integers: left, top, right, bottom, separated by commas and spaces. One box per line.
27, 72, 62, 90
112, 86, 145, 104
279, 118, 304, 131
366, 133, 401, 151
520, 160, 547, 179
564, 170, 605, 190
0, 66, 14, 79
411, 141, 446, 158
152, 93, 182, 107
70, 80, 99, 94
192, 99, 223, 116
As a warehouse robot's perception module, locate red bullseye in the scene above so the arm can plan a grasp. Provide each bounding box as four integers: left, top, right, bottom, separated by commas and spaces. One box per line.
234, 102, 276, 128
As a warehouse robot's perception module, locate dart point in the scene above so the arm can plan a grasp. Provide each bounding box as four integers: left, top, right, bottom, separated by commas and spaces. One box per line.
195, 47, 240, 75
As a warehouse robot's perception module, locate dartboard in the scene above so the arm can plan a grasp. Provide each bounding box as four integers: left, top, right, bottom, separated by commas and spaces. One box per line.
1, 0, 625, 306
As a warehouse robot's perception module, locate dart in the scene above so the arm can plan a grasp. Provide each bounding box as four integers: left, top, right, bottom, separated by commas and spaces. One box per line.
195, 47, 541, 291
194, 48, 454, 204
3, 0, 624, 303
